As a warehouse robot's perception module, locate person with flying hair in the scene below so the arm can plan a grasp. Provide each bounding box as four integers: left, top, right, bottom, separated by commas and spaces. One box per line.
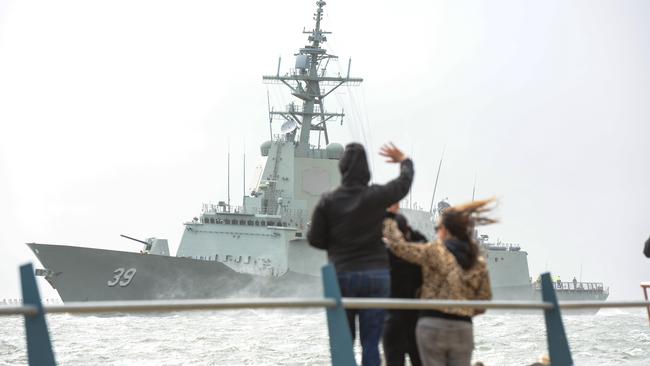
382, 198, 495, 366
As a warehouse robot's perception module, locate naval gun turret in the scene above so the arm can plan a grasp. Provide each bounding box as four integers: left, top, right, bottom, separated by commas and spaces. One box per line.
120, 234, 170, 256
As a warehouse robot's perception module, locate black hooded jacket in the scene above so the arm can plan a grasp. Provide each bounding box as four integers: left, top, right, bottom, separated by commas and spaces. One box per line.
307, 143, 414, 272
385, 213, 427, 310
444, 238, 474, 270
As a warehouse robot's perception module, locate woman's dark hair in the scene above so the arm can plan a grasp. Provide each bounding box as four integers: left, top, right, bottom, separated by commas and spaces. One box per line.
441, 198, 497, 267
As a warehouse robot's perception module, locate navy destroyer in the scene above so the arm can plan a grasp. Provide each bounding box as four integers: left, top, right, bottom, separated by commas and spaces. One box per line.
27, 1, 608, 304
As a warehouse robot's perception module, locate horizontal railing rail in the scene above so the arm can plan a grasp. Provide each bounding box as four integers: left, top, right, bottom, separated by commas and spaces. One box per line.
6, 299, 650, 316
5, 299, 650, 316
4, 262, 650, 366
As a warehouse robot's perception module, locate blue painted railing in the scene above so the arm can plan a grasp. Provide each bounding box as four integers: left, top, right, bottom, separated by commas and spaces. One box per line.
3, 263, 650, 366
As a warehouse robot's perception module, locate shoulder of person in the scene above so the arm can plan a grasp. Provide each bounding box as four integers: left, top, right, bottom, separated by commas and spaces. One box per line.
472, 256, 489, 273
431, 239, 447, 252
319, 188, 340, 202
313, 191, 336, 213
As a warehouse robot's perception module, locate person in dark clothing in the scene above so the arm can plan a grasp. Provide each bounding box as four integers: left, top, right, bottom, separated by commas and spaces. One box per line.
383, 199, 495, 366
383, 204, 427, 366
644, 236, 650, 258
308, 142, 414, 366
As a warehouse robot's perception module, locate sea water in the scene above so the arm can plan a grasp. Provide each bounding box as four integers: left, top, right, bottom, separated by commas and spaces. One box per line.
0, 308, 648, 365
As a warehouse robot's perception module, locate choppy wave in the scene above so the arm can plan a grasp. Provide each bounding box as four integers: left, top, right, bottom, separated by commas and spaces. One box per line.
0, 309, 648, 365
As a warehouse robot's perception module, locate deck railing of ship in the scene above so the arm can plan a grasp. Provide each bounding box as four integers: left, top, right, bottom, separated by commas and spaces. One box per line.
532, 280, 607, 292
2, 263, 649, 366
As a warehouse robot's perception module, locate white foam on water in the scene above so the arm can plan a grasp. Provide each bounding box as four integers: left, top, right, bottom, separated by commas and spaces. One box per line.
0, 310, 648, 365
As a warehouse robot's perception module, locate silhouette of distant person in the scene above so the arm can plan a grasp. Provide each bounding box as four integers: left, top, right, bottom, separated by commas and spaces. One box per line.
308, 142, 414, 366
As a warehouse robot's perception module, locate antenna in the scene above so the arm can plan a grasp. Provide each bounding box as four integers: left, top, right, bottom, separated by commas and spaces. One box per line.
267, 89, 273, 139
471, 173, 477, 201
227, 142, 231, 211
579, 263, 583, 283
409, 143, 414, 209
243, 144, 246, 200
280, 120, 299, 134
262, 0, 362, 157
429, 147, 446, 214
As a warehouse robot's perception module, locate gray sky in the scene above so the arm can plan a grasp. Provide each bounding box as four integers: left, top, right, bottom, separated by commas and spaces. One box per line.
1, 0, 649, 300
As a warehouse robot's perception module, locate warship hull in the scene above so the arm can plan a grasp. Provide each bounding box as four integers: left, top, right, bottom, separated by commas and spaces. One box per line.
28, 243, 607, 313
27, 243, 319, 302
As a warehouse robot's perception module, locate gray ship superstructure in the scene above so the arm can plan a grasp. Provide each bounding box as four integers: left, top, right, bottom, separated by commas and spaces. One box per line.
403, 205, 608, 303
27, 1, 608, 304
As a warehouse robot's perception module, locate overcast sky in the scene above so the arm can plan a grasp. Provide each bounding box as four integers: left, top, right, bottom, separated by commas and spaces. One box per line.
1, 0, 649, 300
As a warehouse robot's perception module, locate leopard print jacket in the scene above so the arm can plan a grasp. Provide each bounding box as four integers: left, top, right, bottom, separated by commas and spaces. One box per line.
383, 219, 492, 317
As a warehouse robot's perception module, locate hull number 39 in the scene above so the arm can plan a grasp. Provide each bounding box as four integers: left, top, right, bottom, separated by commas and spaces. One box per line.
107, 268, 137, 287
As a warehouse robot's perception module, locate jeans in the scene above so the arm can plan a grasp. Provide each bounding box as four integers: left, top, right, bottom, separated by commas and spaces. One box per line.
416, 317, 474, 366
337, 269, 390, 366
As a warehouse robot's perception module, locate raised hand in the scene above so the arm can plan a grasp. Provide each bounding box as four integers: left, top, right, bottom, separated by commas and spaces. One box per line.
379, 142, 407, 163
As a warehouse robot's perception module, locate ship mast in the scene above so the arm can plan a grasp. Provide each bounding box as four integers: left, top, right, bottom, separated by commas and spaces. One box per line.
262, 0, 363, 156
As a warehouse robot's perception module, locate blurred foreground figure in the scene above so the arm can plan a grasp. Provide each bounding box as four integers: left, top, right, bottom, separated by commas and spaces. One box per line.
383, 199, 495, 366
383, 203, 427, 366
308, 142, 414, 366
644, 236, 650, 258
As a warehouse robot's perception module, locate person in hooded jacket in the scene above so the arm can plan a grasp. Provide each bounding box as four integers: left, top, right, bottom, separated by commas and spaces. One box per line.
644, 236, 650, 258
383, 203, 427, 366
383, 198, 495, 366
308, 142, 414, 366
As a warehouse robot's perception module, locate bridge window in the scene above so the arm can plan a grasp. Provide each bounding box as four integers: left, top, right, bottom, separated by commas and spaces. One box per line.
239, 220, 246, 225
210, 218, 215, 224
260, 221, 266, 226
247, 220, 254, 226
255, 221, 259, 226
224, 219, 230, 224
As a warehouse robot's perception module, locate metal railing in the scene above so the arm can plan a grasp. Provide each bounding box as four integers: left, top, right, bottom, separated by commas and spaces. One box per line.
532, 281, 607, 292
3, 263, 650, 366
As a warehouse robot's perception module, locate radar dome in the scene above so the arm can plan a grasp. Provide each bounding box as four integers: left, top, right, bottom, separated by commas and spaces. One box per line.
260, 141, 273, 156
326, 143, 344, 159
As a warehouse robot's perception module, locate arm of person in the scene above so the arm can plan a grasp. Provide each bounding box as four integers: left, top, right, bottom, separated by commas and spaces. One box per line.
368, 143, 414, 207
473, 266, 493, 315
369, 159, 414, 207
476, 271, 492, 301
307, 199, 329, 250
383, 219, 430, 266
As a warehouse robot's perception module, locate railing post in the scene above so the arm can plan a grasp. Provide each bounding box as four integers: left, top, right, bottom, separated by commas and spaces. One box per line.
540, 272, 573, 366
641, 282, 650, 325
321, 264, 356, 366
20, 263, 57, 366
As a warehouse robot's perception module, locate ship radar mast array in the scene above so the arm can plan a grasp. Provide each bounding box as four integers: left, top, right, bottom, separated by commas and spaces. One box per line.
263, 0, 363, 156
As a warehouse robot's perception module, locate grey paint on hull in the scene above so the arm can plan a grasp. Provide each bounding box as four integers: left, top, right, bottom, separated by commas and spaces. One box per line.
27, 243, 319, 302
28, 243, 607, 305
